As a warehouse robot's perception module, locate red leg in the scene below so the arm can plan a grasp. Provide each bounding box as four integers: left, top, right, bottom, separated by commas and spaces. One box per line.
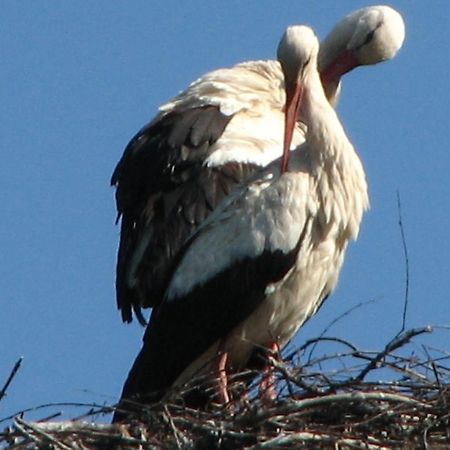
260, 342, 280, 406
214, 350, 230, 404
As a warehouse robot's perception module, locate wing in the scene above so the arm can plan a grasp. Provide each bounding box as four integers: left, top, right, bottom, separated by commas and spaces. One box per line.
111, 106, 264, 323
111, 60, 296, 324
118, 168, 312, 403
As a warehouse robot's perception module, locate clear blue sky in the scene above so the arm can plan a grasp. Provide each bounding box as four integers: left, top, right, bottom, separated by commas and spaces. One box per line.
1, 1, 449, 422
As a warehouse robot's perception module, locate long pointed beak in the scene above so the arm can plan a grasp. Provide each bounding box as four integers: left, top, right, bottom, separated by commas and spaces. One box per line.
281, 81, 304, 173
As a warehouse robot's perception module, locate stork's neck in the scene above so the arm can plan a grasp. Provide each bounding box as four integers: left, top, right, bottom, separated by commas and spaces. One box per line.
318, 28, 347, 73
301, 69, 353, 165
299, 66, 369, 239
318, 24, 351, 104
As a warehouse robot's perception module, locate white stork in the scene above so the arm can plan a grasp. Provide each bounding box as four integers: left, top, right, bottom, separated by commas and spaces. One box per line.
113, 24, 371, 421
111, 6, 405, 324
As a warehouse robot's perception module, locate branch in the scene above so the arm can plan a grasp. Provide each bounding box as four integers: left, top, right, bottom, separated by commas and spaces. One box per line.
0, 357, 23, 402
306, 299, 377, 362
15, 417, 73, 450
249, 431, 391, 450
396, 190, 410, 334
354, 326, 432, 381
249, 390, 429, 425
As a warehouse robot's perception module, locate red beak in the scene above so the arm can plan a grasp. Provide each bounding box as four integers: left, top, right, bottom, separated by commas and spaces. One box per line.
281, 81, 304, 173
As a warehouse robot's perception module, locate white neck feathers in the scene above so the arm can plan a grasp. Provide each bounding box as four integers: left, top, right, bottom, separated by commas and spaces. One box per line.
300, 64, 369, 239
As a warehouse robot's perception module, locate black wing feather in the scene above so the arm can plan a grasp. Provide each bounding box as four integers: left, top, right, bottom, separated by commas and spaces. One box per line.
112, 106, 264, 322
115, 240, 303, 415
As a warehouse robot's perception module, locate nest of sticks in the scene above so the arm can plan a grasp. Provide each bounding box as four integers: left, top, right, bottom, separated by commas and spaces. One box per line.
1, 326, 449, 449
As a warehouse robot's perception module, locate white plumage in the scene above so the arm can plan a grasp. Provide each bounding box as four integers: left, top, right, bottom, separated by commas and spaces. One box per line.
168, 26, 369, 385
113, 24, 377, 420
112, 7, 406, 422
161, 61, 292, 169
112, 6, 405, 324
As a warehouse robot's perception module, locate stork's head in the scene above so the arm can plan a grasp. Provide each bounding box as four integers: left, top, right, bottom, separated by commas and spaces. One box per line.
277, 25, 319, 88
319, 5, 405, 104
277, 25, 320, 173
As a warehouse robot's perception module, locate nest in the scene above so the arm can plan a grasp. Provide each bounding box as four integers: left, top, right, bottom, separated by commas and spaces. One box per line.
1, 327, 449, 449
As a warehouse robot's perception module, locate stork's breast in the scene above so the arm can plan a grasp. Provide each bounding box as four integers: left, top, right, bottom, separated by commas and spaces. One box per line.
222, 239, 346, 369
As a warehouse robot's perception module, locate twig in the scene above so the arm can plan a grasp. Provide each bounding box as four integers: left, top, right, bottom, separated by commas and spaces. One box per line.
355, 326, 432, 381
250, 391, 429, 424
307, 299, 377, 362
36, 421, 152, 445
15, 417, 73, 450
1, 327, 448, 449
421, 344, 443, 391
37, 411, 63, 422
396, 190, 410, 335
289, 336, 359, 361
272, 359, 319, 396
163, 404, 188, 449
249, 431, 389, 450
0, 357, 23, 402
13, 417, 41, 445
0, 401, 112, 425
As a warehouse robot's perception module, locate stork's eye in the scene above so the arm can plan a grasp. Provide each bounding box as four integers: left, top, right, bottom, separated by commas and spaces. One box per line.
362, 29, 376, 46
303, 56, 311, 68
360, 21, 382, 47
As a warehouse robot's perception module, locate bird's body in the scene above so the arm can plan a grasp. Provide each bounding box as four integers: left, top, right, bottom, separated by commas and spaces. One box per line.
112, 6, 405, 324
168, 138, 368, 388
112, 61, 292, 323
113, 26, 369, 419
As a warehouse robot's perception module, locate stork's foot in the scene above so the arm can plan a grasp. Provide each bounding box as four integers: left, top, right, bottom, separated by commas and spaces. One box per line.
260, 370, 277, 406
259, 342, 280, 407
213, 350, 230, 405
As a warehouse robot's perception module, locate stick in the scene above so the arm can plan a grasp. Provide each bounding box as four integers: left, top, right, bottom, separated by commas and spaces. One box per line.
396, 190, 410, 335
355, 326, 432, 381
0, 357, 23, 402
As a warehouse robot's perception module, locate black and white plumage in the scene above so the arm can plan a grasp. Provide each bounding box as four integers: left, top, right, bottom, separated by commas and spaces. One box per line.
113, 24, 370, 421
111, 6, 405, 324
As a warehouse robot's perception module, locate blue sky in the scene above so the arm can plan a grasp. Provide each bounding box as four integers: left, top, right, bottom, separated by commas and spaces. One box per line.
1, 1, 449, 422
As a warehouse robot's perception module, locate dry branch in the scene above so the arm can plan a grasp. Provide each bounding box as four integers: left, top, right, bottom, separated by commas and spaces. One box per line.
1, 328, 449, 449
0, 358, 23, 403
